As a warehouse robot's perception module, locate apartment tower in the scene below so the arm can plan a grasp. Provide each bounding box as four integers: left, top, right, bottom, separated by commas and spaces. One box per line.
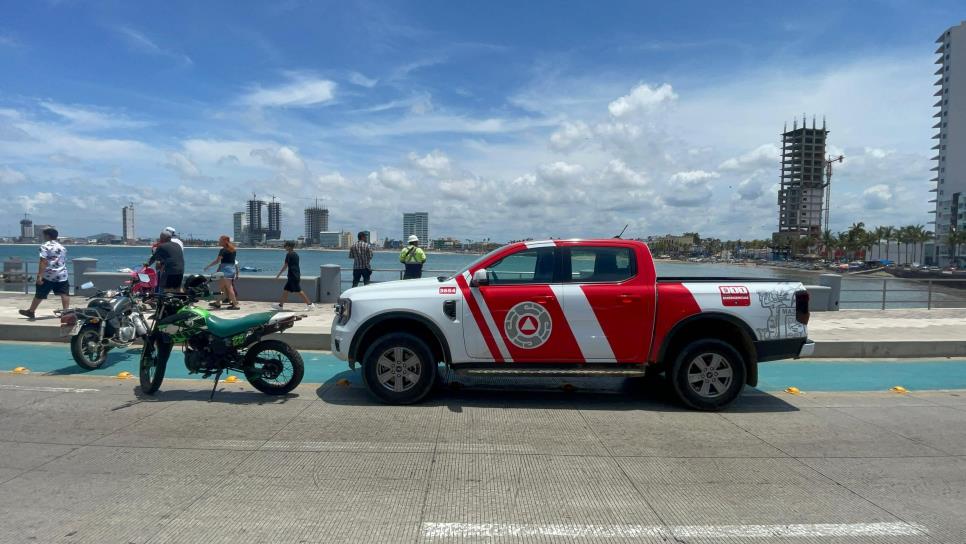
931, 21, 966, 265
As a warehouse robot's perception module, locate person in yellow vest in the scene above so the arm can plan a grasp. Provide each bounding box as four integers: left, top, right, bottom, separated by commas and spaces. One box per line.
400, 235, 427, 279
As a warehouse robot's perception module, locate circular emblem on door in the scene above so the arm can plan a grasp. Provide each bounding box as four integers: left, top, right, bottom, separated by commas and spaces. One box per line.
504, 301, 552, 349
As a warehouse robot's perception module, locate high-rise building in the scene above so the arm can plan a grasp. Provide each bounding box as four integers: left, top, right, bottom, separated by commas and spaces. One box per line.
122, 204, 135, 242
233, 211, 248, 245
774, 117, 828, 248
247, 196, 264, 233
403, 212, 429, 244
267, 199, 282, 240
19, 215, 33, 243
304, 202, 329, 245
931, 21, 966, 265
339, 231, 354, 249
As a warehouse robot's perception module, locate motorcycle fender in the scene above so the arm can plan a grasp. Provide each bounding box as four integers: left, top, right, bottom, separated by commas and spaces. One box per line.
69, 322, 83, 336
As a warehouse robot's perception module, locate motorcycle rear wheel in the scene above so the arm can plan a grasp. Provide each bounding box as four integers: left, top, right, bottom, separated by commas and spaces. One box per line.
70, 325, 109, 370
139, 336, 172, 395
243, 339, 304, 395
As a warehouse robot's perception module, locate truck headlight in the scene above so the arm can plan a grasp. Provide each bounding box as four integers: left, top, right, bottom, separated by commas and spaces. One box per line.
334, 298, 352, 325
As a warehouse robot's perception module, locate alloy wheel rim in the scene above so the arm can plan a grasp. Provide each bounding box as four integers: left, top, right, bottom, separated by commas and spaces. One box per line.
686, 352, 733, 398
375, 347, 421, 393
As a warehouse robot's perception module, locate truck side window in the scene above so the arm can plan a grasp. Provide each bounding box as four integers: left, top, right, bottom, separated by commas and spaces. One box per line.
570, 247, 636, 282
486, 247, 555, 285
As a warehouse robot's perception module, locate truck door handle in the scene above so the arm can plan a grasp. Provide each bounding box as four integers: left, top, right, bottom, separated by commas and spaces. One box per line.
533, 295, 555, 305
618, 294, 640, 303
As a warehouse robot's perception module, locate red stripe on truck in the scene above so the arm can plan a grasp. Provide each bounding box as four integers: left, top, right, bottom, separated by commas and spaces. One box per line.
455, 273, 504, 363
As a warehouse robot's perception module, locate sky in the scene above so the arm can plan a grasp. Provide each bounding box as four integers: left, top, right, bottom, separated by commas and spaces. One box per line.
0, 0, 961, 242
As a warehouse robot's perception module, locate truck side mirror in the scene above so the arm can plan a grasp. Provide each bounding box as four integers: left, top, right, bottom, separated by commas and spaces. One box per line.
470, 268, 489, 287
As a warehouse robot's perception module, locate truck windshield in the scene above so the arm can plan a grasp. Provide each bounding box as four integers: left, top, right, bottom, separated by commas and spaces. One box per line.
448, 246, 506, 280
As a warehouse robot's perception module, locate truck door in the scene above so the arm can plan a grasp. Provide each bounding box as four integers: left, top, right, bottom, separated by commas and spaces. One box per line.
460, 245, 583, 362
556, 245, 653, 362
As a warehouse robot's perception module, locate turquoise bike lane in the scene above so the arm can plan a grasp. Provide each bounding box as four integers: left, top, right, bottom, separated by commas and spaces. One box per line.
3, 341, 966, 392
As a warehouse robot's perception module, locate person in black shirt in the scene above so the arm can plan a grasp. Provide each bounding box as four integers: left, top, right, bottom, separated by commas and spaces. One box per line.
273, 241, 315, 310
147, 231, 185, 292
204, 235, 239, 309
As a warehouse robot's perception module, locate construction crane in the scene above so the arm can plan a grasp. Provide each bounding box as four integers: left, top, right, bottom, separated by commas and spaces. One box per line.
823, 154, 844, 235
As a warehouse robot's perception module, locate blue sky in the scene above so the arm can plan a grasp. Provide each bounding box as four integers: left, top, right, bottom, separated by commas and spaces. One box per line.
0, 1, 962, 241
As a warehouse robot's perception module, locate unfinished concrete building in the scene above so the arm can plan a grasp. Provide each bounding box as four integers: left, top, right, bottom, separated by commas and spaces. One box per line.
774, 116, 828, 249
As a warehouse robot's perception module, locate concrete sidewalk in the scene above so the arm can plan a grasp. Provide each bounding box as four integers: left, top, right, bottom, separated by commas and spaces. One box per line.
0, 372, 963, 543
1, 292, 964, 357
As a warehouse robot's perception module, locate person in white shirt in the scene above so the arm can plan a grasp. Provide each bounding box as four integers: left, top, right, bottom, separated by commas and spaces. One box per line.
19, 227, 69, 320
163, 226, 184, 249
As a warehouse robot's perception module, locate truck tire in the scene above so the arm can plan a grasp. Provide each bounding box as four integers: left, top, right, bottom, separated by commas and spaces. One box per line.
670, 339, 746, 411
361, 333, 436, 404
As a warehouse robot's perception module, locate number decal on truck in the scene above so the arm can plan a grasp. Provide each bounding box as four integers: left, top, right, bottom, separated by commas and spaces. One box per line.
504, 301, 553, 349
719, 285, 751, 306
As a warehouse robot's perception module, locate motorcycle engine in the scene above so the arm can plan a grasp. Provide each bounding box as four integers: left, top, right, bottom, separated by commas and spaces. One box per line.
184, 335, 212, 374
117, 324, 136, 343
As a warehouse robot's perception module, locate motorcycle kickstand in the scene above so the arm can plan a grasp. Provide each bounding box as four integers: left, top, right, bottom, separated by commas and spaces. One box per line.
209, 369, 223, 401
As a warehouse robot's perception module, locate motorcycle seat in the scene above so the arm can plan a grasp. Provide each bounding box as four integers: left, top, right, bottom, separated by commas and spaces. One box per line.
206, 312, 275, 338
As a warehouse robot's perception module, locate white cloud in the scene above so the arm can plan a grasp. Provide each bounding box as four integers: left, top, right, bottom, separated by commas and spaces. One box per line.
408, 150, 451, 176
608, 83, 677, 117
664, 170, 719, 207
40, 101, 147, 131
241, 74, 336, 108
164, 152, 205, 180
863, 184, 893, 209
348, 71, 378, 88
367, 166, 413, 190
537, 161, 584, 184
0, 166, 27, 185
549, 121, 591, 152
736, 176, 765, 200
600, 159, 649, 189
16, 191, 54, 213
718, 144, 778, 172
116, 26, 193, 66
250, 146, 307, 172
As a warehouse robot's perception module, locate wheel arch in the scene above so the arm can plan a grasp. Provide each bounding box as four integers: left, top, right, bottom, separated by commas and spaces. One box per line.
348, 311, 452, 366
656, 312, 759, 386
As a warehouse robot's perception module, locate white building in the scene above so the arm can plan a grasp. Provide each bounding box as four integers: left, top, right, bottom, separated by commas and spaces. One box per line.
319, 231, 341, 248
122, 204, 135, 242
403, 212, 429, 244
233, 211, 247, 245
931, 21, 966, 265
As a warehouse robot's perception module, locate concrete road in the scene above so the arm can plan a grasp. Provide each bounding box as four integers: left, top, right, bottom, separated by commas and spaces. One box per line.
2, 373, 964, 543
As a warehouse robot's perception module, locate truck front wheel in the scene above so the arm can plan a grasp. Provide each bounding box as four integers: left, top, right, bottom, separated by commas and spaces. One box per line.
361, 333, 437, 404
670, 339, 746, 411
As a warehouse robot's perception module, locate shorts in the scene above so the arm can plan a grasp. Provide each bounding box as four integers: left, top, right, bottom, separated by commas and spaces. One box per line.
217, 263, 237, 278
160, 272, 184, 290
284, 277, 301, 292
35, 279, 69, 299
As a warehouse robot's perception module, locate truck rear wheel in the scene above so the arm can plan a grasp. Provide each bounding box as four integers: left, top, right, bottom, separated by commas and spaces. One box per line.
361, 333, 437, 404
670, 339, 746, 411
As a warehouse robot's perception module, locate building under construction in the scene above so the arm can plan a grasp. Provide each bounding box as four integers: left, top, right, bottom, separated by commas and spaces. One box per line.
773, 116, 829, 251
304, 201, 329, 245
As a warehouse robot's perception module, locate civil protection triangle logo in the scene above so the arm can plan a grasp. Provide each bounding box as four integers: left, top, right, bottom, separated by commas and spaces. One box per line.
504, 301, 552, 349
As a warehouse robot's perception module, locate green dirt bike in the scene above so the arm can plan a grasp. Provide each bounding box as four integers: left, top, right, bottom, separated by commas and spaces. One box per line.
139, 274, 305, 398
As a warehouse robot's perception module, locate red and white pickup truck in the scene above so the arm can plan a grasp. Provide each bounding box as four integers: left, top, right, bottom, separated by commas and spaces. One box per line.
331, 239, 813, 410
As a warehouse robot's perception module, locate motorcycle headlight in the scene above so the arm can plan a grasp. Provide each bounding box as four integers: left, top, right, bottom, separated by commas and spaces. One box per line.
334, 298, 351, 325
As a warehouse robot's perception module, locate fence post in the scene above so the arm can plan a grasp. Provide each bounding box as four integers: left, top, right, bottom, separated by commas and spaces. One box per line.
881, 279, 888, 310
318, 264, 341, 303
928, 281, 933, 310
72, 257, 98, 296
818, 274, 841, 311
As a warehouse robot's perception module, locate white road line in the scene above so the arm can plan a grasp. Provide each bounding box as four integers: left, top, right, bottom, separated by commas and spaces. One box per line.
0, 384, 100, 393
422, 522, 928, 539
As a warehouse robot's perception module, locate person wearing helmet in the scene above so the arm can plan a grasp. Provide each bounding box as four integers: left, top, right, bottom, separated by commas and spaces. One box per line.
147, 230, 185, 292
163, 226, 184, 249
399, 235, 427, 279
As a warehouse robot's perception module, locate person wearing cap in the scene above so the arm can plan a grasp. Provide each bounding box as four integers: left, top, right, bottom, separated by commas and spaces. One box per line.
147, 230, 185, 292
399, 235, 427, 279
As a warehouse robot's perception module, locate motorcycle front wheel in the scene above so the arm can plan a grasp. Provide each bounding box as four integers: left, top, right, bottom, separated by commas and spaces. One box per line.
70, 324, 109, 370
139, 336, 172, 395
243, 339, 304, 395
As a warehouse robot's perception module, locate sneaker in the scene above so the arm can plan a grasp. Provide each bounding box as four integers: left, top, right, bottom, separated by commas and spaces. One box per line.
306, 303, 316, 310
18, 309, 35, 320
271, 303, 283, 310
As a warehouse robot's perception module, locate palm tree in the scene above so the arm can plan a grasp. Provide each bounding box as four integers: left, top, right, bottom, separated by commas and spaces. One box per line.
820, 229, 835, 260
881, 226, 896, 262
946, 230, 966, 267
905, 224, 927, 264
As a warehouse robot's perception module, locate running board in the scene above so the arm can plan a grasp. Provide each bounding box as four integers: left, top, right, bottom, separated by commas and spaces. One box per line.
456, 368, 646, 378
